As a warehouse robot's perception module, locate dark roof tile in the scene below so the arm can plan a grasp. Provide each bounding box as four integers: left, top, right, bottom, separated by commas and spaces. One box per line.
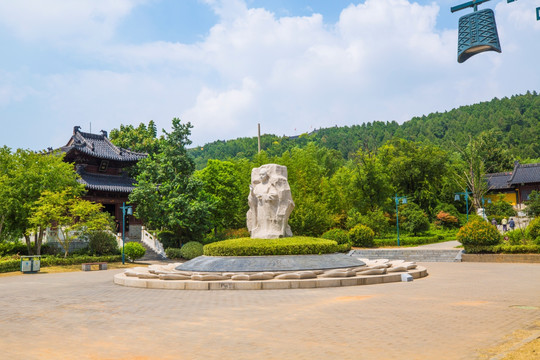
62, 128, 146, 162
508, 163, 540, 185
78, 171, 136, 193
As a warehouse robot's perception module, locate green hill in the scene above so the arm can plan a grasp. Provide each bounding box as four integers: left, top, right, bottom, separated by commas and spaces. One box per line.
189, 91, 540, 169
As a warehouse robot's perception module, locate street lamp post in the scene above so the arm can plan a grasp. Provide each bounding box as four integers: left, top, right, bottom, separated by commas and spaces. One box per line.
454, 191, 472, 222
393, 194, 408, 247
120, 202, 133, 265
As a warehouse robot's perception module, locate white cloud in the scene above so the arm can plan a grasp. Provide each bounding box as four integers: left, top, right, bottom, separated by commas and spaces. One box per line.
1, 0, 539, 151
0, 0, 142, 45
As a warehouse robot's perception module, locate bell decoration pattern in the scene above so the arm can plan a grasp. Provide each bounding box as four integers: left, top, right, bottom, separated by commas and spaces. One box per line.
457, 8, 501, 63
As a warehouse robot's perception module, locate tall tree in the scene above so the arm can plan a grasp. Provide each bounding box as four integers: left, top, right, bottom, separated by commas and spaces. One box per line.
129, 118, 212, 244
194, 160, 245, 232
0, 148, 84, 254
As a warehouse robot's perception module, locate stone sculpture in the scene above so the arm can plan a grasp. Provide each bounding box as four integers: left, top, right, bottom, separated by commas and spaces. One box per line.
246, 164, 295, 239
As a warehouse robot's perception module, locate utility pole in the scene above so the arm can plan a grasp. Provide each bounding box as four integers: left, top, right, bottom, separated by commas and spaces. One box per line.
258, 123, 261, 153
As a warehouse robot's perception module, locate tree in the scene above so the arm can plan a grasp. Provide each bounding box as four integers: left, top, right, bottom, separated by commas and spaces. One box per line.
29, 189, 112, 257
525, 191, 540, 218
379, 139, 449, 217
129, 118, 213, 245
400, 202, 430, 235
109, 121, 161, 156
194, 160, 245, 232
0, 148, 84, 254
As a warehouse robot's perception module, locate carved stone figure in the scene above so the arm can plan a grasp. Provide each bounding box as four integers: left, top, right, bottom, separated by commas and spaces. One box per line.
246, 164, 294, 239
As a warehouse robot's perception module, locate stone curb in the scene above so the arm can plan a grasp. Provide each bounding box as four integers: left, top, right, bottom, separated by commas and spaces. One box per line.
113, 266, 428, 290
462, 253, 540, 263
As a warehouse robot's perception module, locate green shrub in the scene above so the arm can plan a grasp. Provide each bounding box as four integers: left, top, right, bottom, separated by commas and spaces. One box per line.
491, 244, 540, 253
204, 237, 348, 256
165, 248, 182, 259
503, 229, 529, 245
374, 232, 452, 247
457, 219, 501, 253
348, 225, 375, 247
321, 228, 350, 245
485, 196, 517, 217
0, 241, 28, 256
525, 191, 540, 217
526, 217, 540, 242
40, 242, 63, 256
123, 242, 146, 262
87, 231, 120, 256
400, 203, 430, 235
180, 241, 204, 260
158, 230, 180, 249
0, 259, 20, 272
0, 254, 123, 273
346, 208, 390, 235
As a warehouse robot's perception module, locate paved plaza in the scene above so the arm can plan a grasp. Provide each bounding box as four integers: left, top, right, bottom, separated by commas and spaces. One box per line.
1, 261, 540, 360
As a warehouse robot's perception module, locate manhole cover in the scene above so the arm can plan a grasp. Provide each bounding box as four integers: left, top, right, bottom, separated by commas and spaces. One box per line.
510, 305, 540, 310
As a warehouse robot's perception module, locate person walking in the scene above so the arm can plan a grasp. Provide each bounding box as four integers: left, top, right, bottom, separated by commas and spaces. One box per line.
502, 217, 508, 232
491, 218, 498, 231
509, 218, 515, 231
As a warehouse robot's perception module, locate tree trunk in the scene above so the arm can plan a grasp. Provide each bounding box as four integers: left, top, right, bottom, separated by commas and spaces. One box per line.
24, 233, 34, 255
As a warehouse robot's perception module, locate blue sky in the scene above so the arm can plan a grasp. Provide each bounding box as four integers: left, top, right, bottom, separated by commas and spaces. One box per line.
0, 0, 538, 151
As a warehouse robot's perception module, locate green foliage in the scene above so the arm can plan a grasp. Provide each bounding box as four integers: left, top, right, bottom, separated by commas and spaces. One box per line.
203, 228, 251, 244
194, 159, 246, 231
526, 217, 540, 242
399, 203, 430, 235
0, 241, 28, 256
457, 220, 502, 252
28, 189, 113, 257
321, 228, 349, 245
165, 248, 182, 259
0, 255, 123, 273
87, 231, 120, 256
0, 148, 84, 254
484, 195, 517, 217
346, 208, 390, 235
203, 237, 348, 256
491, 244, 540, 253
129, 118, 212, 244
525, 191, 540, 217
374, 234, 448, 247
123, 242, 146, 262
179, 241, 204, 260
502, 229, 530, 245
348, 225, 375, 247
158, 230, 180, 249
379, 139, 449, 216
109, 121, 161, 156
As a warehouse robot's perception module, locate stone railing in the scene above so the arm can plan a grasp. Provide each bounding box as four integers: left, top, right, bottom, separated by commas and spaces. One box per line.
141, 227, 167, 259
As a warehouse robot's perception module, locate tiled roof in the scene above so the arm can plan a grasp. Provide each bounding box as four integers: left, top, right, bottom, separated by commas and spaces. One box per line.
508, 163, 540, 185
61, 126, 146, 162
78, 170, 136, 193
486, 172, 513, 190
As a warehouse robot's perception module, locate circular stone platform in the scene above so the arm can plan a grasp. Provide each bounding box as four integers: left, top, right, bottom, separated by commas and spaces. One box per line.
176, 254, 366, 272
113, 257, 428, 290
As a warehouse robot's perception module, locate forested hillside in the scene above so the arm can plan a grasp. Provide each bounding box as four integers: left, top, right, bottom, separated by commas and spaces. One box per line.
189, 91, 540, 169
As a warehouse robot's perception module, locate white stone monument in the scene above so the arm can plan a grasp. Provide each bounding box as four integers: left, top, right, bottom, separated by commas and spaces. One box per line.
246, 164, 295, 239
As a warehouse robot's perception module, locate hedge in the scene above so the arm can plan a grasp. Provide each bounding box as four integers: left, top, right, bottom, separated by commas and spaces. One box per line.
203, 237, 350, 256
0, 255, 123, 273
374, 234, 448, 247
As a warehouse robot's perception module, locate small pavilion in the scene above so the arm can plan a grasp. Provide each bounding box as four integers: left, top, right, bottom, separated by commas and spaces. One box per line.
60, 126, 147, 234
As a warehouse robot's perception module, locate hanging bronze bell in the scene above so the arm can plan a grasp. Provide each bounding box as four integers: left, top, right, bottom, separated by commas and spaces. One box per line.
457, 8, 501, 63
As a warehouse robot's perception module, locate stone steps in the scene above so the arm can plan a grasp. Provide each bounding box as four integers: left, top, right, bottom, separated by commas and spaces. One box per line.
352, 249, 463, 262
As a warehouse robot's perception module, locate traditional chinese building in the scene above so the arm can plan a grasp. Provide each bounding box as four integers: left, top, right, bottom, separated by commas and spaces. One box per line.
486, 161, 540, 207
60, 126, 147, 234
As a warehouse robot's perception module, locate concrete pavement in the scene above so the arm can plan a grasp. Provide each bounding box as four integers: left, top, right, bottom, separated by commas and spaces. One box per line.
1, 261, 539, 359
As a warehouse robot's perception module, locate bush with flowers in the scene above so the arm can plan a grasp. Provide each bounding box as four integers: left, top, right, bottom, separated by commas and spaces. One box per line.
456, 219, 501, 253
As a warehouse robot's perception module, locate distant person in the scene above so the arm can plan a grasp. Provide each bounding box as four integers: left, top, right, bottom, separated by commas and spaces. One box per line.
502, 217, 508, 232
509, 218, 515, 231
491, 218, 497, 227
